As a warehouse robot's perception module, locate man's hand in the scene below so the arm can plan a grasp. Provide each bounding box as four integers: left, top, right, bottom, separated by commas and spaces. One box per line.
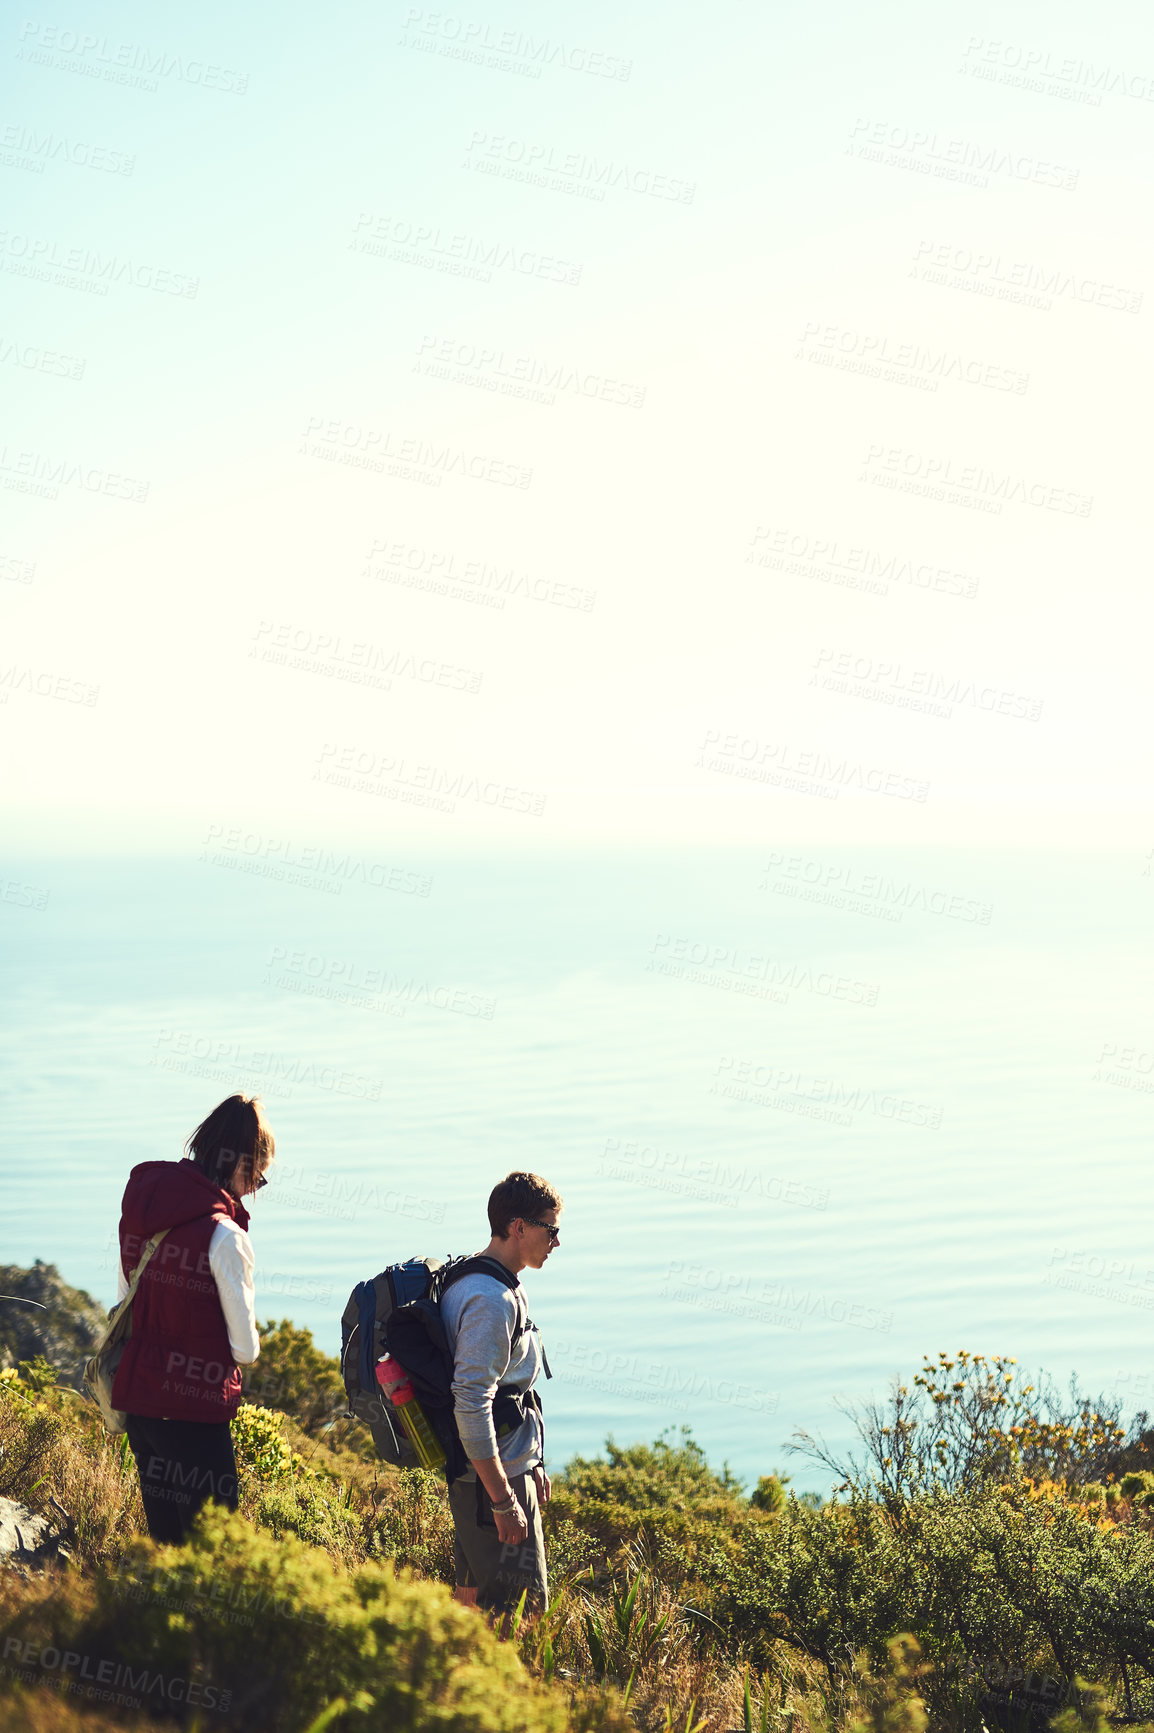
532, 1465, 551, 1506
494, 1498, 529, 1546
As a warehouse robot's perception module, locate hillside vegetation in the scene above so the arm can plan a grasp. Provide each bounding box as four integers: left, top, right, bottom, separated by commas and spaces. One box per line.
3, 1279, 1154, 1732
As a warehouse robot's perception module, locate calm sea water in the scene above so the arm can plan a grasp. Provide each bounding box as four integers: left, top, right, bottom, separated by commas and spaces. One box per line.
2, 848, 1151, 1492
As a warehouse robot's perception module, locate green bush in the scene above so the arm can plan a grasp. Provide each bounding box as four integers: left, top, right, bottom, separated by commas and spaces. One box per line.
368, 1466, 455, 1583
231, 1402, 363, 1564
750, 1475, 789, 1516
242, 1318, 349, 1438
548, 1428, 751, 1570
0, 1369, 64, 1497
1, 1505, 580, 1732
697, 1471, 1154, 1724
0, 1367, 144, 1567
15, 1303, 1154, 1733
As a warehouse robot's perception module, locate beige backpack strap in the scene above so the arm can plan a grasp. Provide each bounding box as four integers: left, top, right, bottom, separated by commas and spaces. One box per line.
117, 1228, 171, 1318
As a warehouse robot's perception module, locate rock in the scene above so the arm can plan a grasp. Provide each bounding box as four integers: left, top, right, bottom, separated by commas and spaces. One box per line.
0, 1261, 108, 1392
0, 1495, 62, 1565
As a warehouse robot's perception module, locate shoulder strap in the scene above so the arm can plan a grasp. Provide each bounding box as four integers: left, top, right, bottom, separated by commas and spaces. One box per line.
440, 1255, 525, 1343
93, 1228, 170, 1357
440, 1254, 519, 1295
124, 1229, 170, 1302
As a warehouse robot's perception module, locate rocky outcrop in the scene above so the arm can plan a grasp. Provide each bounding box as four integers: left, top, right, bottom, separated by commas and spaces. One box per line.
0, 1262, 108, 1392
0, 1495, 63, 1566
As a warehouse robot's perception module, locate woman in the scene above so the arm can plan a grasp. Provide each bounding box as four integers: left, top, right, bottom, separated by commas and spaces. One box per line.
112, 1094, 273, 1543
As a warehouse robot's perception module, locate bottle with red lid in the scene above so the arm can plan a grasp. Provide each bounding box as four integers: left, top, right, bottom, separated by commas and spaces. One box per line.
375, 1354, 446, 1471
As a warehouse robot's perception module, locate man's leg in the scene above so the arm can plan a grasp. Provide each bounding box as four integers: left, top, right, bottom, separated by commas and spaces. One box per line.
488, 1472, 548, 1634
446, 1471, 547, 1631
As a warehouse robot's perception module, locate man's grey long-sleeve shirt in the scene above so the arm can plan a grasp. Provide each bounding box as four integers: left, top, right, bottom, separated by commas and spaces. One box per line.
440, 1267, 544, 1481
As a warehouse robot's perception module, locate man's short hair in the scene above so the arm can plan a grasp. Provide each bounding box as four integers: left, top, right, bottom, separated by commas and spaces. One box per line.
488, 1171, 562, 1239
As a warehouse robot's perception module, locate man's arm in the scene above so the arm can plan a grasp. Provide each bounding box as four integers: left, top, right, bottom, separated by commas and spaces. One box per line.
470, 1451, 518, 1507
451, 1287, 529, 1539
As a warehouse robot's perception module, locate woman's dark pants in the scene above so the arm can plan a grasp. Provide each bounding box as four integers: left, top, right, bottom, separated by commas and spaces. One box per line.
126, 1415, 239, 1544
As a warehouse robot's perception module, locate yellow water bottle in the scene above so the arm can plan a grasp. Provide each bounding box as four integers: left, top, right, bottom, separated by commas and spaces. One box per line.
375, 1355, 446, 1471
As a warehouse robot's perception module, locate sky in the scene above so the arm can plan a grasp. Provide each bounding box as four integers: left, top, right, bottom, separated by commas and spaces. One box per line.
3, 0, 1153, 852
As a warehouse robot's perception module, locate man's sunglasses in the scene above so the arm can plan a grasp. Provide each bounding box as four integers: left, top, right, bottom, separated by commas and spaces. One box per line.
523, 1217, 560, 1243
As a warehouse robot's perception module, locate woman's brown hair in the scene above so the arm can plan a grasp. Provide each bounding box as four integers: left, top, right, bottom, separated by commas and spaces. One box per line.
184, 1095, 275, 1197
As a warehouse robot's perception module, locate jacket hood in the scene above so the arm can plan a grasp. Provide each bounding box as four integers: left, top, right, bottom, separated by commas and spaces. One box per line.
120, 1159, 250, 1239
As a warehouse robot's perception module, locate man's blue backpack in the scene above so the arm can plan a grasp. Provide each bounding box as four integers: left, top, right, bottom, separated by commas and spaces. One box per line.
339, 1254, 535, 1481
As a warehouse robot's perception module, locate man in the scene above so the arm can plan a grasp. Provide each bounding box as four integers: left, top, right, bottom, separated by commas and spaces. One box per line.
440, 1170, 561, 1624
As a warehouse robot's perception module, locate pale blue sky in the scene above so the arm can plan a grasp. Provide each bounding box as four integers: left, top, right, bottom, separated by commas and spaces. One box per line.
4, 0, 1153, 850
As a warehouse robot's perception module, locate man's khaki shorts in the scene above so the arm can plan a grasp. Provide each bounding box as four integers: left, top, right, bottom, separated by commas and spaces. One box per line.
447, 1470, 548, 1615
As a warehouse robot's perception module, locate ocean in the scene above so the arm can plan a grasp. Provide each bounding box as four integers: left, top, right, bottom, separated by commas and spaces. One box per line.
3, 847, 1151, 1493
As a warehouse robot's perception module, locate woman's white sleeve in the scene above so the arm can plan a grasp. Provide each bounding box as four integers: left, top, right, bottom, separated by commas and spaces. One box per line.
208, 1220, 261, 1365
